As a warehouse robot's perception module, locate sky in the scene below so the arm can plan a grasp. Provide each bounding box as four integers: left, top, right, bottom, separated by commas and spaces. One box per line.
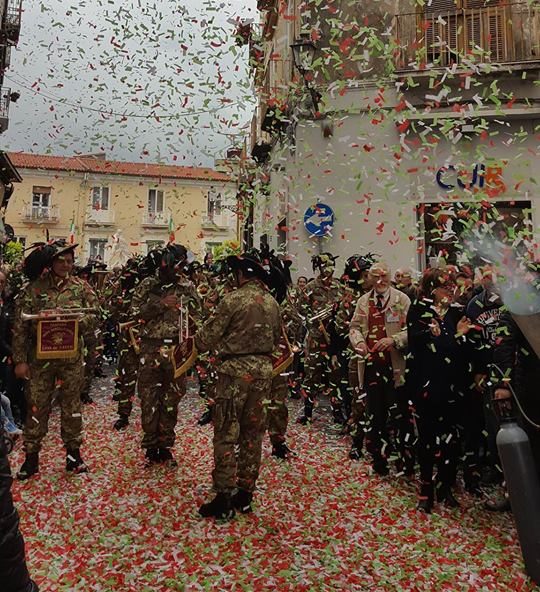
1, 0, 257, 167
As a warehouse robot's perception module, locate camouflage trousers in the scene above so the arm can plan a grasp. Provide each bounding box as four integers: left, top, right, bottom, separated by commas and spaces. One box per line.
138, 343, 185, 449
23, 357, 84, 454
302, 346, 339, 417
114, 334, 139, 417
267, 372, 289, 446
212, 372, 270, 493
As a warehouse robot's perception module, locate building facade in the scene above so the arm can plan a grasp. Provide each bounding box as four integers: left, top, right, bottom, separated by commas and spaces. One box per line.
6, 152, 238, 264
246, 0, 540, 277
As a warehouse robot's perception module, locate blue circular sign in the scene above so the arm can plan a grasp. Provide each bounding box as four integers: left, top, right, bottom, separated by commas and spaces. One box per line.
303, 203, 334, 237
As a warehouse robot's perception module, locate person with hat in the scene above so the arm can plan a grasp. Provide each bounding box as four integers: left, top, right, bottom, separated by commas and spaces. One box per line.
108, 257, 144, 431
329, 254, 376, 456
196, 250, 281, 519
13, 241, 99, 480
296, 252, 343, 425
130, 244, 200, 466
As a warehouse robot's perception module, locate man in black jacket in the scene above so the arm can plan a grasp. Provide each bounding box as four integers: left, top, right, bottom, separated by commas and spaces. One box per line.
0, 433, 38, 591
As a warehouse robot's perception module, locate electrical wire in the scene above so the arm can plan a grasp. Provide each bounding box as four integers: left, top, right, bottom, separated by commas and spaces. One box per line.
4, 73, 247, 120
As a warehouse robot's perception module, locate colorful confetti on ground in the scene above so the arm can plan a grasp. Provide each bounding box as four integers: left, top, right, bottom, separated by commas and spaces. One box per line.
9, 371, 540, 592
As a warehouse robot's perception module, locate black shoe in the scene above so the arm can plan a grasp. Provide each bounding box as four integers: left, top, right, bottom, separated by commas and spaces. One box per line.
113, 415, 129, 431
158, 448, 178, 467
81, 392, 93, 405
417, 482, 434, 514
17, 452, 39, 480
145, 447, 160, 465
271, 442, 293, 460
232, 489, 253, 514
66, 449, 88, 474
484, 496, 511, 512
465, 483, 483, 498
296, 415, 311, 425
437, 487, 460, 508
348, 445, 363, 460
372, 461, 389, 476
332, 411, 346, 426
199, 492, 236, 519
417, 498, 433, 514
197, 408, 212, 427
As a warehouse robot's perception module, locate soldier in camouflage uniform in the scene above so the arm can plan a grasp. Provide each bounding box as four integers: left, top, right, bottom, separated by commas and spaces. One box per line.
297, 253, 343, 424
13, 242, 99, 480
130, 244, 200, 466
328, 254, 376, 457
261, 251, 303, 459
196, 251, 281, 519
109, 258, 142, 430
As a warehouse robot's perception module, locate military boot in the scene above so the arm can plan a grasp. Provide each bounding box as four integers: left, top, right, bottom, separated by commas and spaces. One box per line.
66, 449, 88, 474
17, 452, 39, 481
198, 492, 236, 520
158, 448, 178, 467
113, 414, 129, 431
232, 489, 253, 514
197, 407, 212, 427
417, 481, 434, 514
271, 441, 293, 460
145, 447, 160, 465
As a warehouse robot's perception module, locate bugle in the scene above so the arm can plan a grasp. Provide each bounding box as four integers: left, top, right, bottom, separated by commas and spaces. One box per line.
21, 308, 99, 321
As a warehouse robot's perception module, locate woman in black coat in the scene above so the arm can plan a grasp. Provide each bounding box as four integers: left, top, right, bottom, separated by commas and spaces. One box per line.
407, 268, 472, 513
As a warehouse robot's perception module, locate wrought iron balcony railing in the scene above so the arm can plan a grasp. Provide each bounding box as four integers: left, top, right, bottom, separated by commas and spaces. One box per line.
4, 0, 23, 45
23, 205, 60, 223
395, 2, 540, 71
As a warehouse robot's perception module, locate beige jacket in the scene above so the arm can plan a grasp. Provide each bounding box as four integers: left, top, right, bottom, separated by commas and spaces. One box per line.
349, 287, 411, 388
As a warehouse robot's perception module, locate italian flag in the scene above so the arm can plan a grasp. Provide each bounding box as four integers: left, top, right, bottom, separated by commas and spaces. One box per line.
168, 214, 175, 243
69, 219, 76, 244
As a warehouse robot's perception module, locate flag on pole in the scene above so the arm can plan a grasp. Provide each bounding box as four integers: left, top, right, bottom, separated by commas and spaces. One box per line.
168, 214, 175, 243
69, 218, 76, 244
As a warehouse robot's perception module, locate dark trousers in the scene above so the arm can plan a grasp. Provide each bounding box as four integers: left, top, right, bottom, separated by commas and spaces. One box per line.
415, 400, 461, 489
364, 364, 414, 468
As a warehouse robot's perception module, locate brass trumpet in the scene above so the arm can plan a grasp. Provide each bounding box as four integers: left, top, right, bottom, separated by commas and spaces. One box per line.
21, 307, 99, 321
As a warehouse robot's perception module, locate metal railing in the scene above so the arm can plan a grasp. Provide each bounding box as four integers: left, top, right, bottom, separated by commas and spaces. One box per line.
85, 209, 115, 225
0, 87, 10, 118
4, 0, 22, 45
142, 211, 168, 226
395, 3, 540, 70
23, 205, 60, 222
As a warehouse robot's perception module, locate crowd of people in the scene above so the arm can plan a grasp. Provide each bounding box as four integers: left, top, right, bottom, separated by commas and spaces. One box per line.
0, 239, 539, 520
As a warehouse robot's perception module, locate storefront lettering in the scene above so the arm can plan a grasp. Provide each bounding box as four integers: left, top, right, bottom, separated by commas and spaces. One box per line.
436, 164, 486, 191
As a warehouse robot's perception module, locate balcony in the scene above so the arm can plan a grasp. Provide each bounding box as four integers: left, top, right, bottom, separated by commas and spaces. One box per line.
202, 213, 230, 230
142, 211, 168, 227
23, 205, 60, 224
0, 87, 10, 133
257, 0, 277, 10
85, 208, 115, 226
395, 3, 540, 72
4, 0, 23, 46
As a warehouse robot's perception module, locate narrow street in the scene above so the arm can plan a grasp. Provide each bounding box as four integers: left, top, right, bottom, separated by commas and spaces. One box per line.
9, 370, 537, 592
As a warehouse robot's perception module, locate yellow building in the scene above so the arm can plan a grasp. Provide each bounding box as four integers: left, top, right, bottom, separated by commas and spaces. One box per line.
6, 152, 238, 265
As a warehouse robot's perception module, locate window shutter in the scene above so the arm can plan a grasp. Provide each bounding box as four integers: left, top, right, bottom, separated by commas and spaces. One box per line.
102, 187, 109, 210
157, 190, 164, 212
425, 0, 459, 15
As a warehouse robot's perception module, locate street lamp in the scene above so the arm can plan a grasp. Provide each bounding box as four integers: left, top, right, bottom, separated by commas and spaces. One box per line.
290, 33, 321, 115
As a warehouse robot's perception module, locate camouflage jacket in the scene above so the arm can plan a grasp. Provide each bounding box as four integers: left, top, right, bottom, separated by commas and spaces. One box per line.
328, 284, 362, 357
12, 272, 99, 365
195, 279, 281, 379
130, 274, 201, 340
281, 293, 304, 345
300, 275, 343, 347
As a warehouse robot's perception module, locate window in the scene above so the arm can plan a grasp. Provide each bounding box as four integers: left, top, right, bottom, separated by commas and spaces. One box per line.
91, 186, 109, 211
423, 0, 507, 66
205, 241, 222, 254
277, 218, 287, 253
32, 186, 51, 216
148, 189, 164, 213
89, 238, 107, 262
207, 189, 222, 219
146, 240, 164, 254
418, 201, 532, 268
12, 236, 25, 247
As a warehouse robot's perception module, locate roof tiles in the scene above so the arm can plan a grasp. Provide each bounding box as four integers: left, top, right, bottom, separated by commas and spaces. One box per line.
8, 152, 232, 183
